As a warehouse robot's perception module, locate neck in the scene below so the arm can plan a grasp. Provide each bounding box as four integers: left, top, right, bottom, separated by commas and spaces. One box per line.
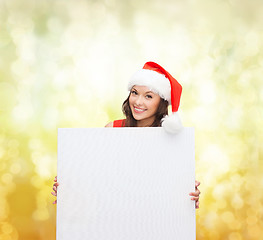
136, 117, 156, 127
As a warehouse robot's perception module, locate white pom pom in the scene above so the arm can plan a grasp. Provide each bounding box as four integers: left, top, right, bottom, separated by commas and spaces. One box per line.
161, 112, 183, 134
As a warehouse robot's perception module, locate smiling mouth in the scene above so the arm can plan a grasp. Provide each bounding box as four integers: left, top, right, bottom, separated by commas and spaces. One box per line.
134, 106, 146, 113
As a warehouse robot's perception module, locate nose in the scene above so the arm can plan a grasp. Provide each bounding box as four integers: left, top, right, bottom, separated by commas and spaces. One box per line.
135, 95, 144, 106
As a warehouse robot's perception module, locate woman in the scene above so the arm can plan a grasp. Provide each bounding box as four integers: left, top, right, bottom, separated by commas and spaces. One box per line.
52, 61, 201, 208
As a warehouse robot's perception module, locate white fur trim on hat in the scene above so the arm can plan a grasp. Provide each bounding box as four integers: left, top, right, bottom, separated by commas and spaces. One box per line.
161, 112, 183, 133
128, 69, 171, 103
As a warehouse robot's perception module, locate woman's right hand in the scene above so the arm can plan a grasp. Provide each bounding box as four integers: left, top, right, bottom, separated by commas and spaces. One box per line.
51, 176, 59, 204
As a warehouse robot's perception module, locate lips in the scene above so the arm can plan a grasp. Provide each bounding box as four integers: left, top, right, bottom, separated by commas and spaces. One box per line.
134, 106, 146, 113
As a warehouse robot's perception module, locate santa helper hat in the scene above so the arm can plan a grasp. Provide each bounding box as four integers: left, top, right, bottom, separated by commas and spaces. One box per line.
128, 61, 183, 133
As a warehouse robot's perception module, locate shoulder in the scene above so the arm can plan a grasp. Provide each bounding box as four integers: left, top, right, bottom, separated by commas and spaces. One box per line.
104, 122, 113, 128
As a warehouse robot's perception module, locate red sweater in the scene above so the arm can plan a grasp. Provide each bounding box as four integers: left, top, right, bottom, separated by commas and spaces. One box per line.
113, 119, 126, 127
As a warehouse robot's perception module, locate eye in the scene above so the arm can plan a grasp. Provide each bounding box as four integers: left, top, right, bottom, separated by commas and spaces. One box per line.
131, 90, 137, 95
146, 95, 153, 99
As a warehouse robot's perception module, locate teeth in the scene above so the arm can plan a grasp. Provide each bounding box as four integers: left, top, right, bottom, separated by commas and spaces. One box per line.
135, 107, 145, 112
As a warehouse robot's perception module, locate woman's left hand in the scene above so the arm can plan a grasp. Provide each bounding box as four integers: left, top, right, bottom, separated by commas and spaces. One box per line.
189, 180, 201, 209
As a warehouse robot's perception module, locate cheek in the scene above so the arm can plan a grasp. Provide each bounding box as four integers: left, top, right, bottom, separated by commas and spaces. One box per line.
151, 100, 160, 112
128, 96, 132, 105
128, 96, 135, 107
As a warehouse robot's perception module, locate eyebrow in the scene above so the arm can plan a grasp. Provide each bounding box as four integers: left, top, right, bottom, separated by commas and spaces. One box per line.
132, 88, 154, 94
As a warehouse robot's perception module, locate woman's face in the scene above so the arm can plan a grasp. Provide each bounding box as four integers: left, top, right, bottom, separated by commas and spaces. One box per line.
128, 85, 161, 127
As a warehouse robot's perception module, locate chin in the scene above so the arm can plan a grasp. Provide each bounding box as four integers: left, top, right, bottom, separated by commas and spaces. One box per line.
132, 115, 142, 121
132, 113, 145, 121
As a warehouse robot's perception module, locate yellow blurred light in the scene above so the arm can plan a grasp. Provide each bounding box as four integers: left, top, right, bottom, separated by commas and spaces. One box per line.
0, 234, 12, 240
238, 71, 251, 87
53, 70, 71, 89
28, 138, 42, 150
33, 155, 53, 178
204, 211, 218, 229
0, 198, 9, 220
11, 59, 30, 78
12, 104, 33, 123
207, 230, 220, 240
212, 184, 226, 200
1, 0, 262, 239
1, 173, 13, 185
230, 174, 244, 190
10, 163, 21, 174
228, 220, 242, 230
64, 106, 81, 122
247, 225, 261, 238
0, 83, 17, 111
200, 144, 230, 187
16, 33, 36, 63
1, 223, 13, 234
244, 31, 259, 57
199, 82, 216, 105
225, 107, 243, 130
0, 147, 5, 159
231, 194, 244, 210
36, 196, 47, 209
30, 175, 44, 188
42, 108, 59, 130
32, 208, 49, 221
7, 148, 19, 159
93, 2, 106, 16
221, 211, 235, 224
228, 232, 242, 240
246, 215, 258, 225
7, 140, 19, 148
246, 208, 257, 216
58, 92, 71, 104
31, 151, 41, 165
218, 199, 227, 209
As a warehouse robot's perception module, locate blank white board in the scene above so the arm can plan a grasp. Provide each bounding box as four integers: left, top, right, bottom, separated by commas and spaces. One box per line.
57, 127, 195, 240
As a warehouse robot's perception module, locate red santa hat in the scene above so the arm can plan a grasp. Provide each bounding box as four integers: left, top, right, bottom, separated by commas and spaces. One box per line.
128, 61, 183, 133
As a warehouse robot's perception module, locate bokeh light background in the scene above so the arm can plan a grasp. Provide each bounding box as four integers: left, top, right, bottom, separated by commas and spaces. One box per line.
0, 0, 263, 239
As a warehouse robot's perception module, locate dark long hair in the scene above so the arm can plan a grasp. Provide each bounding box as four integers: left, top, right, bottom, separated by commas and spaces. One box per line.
122, 92, 169, 127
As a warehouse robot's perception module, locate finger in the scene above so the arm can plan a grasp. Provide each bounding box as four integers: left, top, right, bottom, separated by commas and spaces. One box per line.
193, 189, 201, 196
54, 176, 57, 182
195, 201, 199, 209
53, 182, 59, 187
51, 191, 57, 196
189, 193, 199, 197
195, 180, 200, 187
53, 186, 57, 192
53, 200, 57, 204
191, 196, 199, 201
189, 190, 200, 197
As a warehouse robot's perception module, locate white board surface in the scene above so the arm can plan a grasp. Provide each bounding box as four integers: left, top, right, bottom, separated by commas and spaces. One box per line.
57, 127, 195, 240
